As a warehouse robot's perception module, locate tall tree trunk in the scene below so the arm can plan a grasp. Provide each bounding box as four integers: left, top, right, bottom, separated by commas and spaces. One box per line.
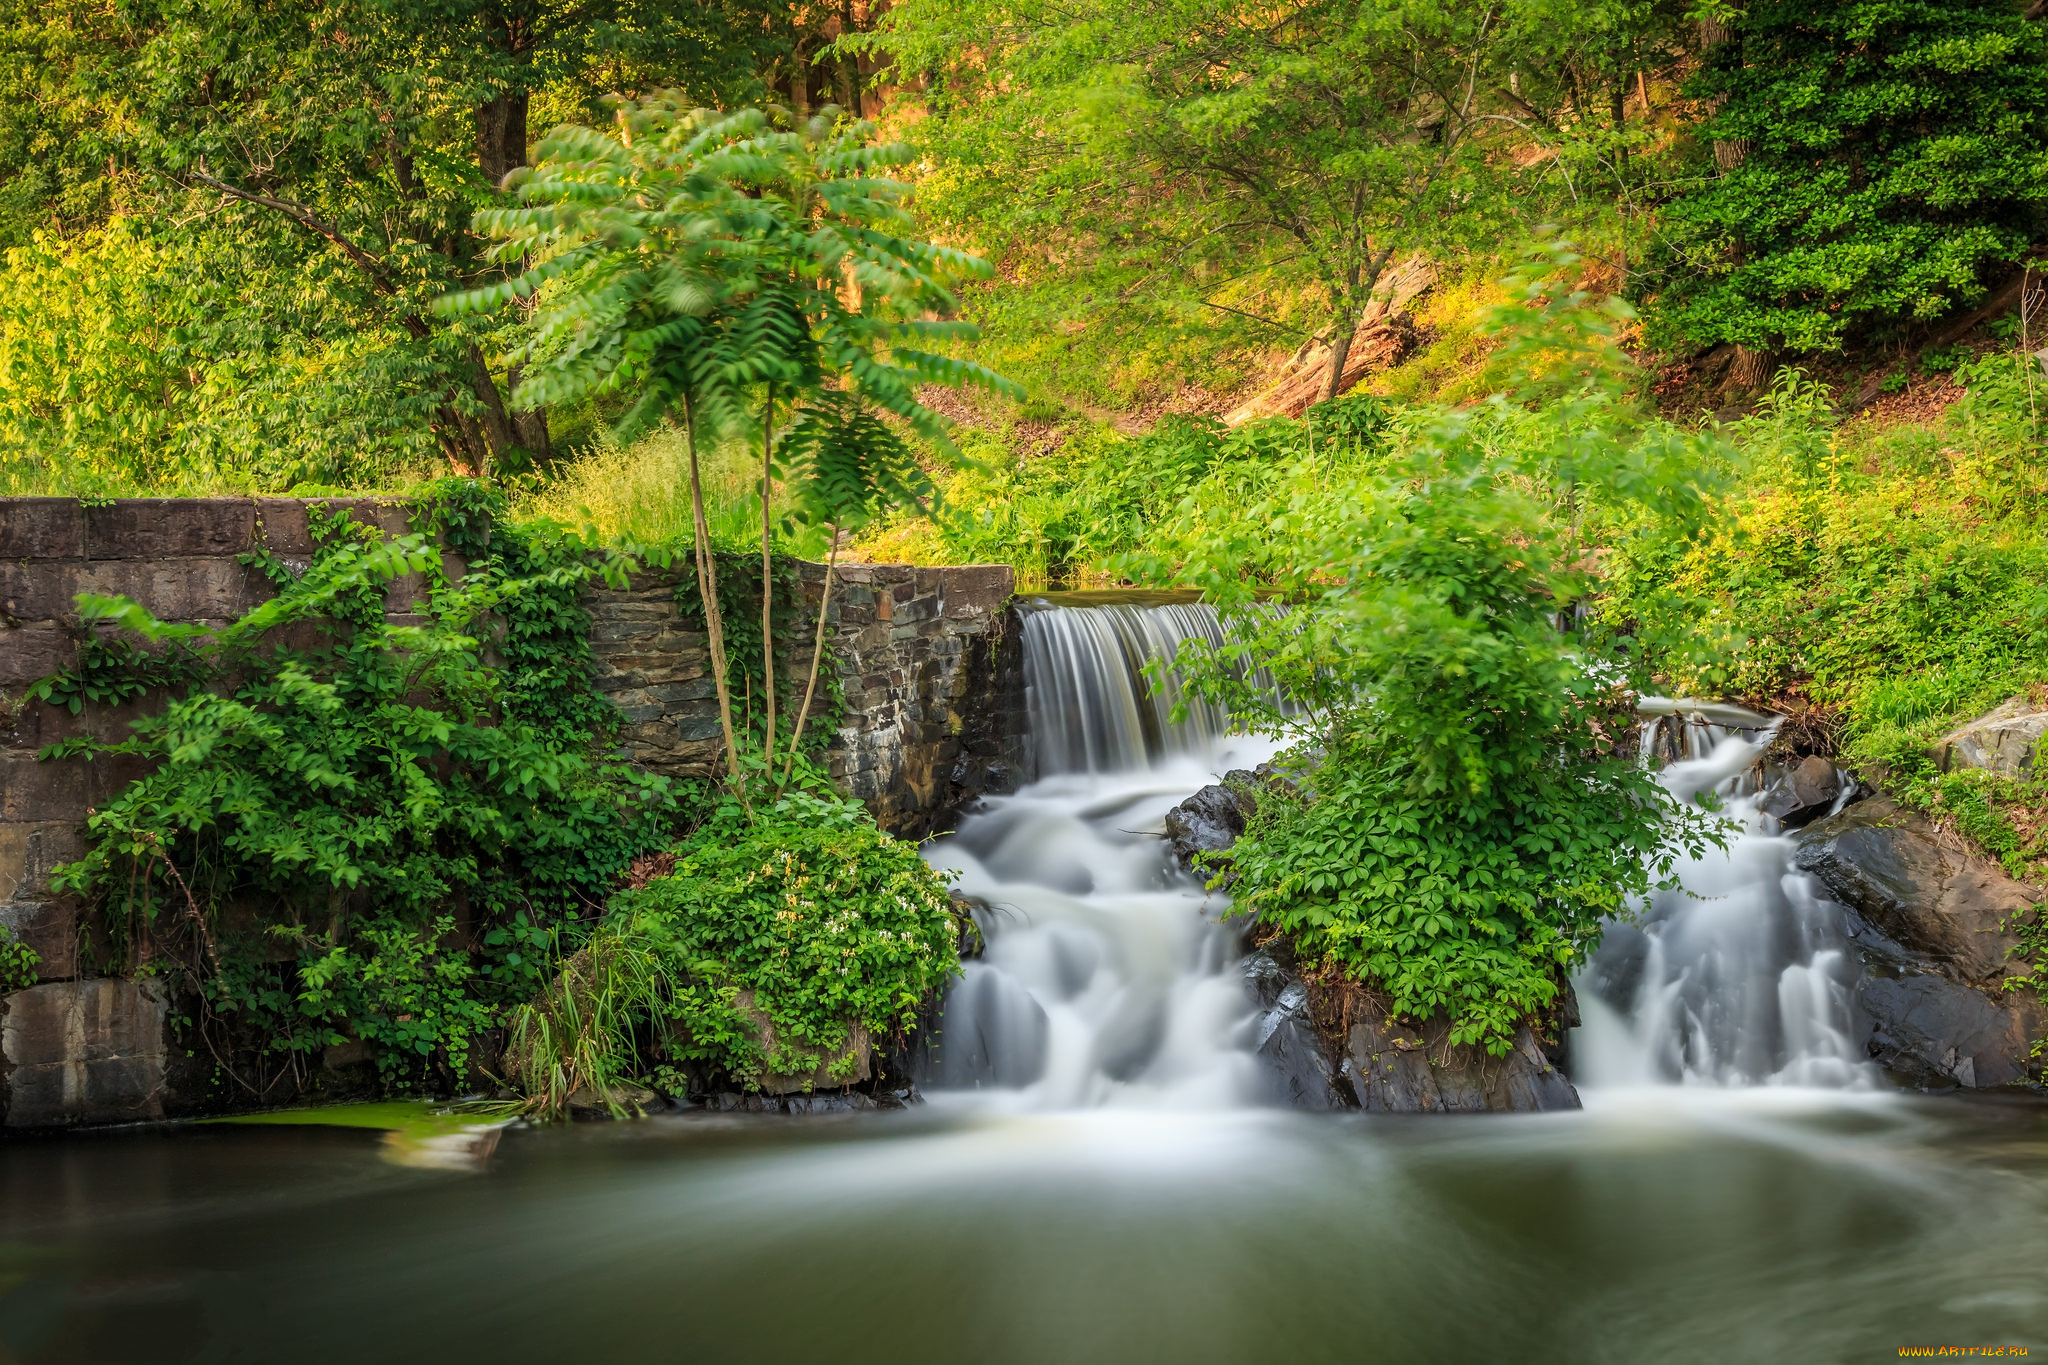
1697, 18, 1748, 170
504, 364, 551, 464
471, 73, 533, 472
760, 390, 778, 772
838, 0, 861, 112
784, 526, 840, 787
463, 342, 518, 477
1729, 346, 1773, 391
683, 399, 746, 799
475, 89, 529, 187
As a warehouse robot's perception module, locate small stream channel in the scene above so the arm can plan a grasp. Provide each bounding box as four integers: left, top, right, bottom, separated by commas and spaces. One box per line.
3, 598, 2046, 1362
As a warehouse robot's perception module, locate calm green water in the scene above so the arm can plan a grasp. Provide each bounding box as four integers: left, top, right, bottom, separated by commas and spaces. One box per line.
3, 1089, 2045, 1364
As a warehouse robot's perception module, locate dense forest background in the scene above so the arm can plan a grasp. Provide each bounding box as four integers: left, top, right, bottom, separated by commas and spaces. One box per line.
2, 0, 2043, 507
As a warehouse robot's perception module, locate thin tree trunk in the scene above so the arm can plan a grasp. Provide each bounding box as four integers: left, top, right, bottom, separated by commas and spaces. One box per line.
683, 399, 746, 799
783, 526, 840, 787
1321, 321, 1355, 404
760, 390, 778, 773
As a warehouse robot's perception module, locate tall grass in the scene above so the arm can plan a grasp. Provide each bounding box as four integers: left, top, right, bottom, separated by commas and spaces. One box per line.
519, 425, 833, 559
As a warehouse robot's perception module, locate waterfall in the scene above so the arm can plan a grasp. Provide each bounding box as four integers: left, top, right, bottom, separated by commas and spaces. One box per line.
1572, 702, 1873, 1089
933, 603, 1879, 1106
1020, 598, 1287, 774
924, 597, 1280, 1108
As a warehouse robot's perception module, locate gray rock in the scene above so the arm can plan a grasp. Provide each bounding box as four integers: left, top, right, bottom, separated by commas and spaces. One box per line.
1794, 796, 2037, 987
1794, 795, 2046, 1089
1761, 754, 1843, 828
1858, 972, 2038, 1089
1930, 696, 2048, 779
1163, 776, 1252, 872
732, 990, 872, 1095
1241, 952, 1341, 1110
1341, 997, 1580, 1113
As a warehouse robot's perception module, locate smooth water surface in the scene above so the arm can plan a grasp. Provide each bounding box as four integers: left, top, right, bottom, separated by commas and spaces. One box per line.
4, 1093, 2047, 1363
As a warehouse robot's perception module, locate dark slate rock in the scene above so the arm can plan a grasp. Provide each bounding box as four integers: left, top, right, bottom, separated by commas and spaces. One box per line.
1164, 780, 1249, 872
1794, 795, 2046, 1090
1794, 796, 2036, 987
1858, 972, 2038, 1089
1760, 754, 1844, 828
1341, 997, 1580, 1113
1241, 952, 1341, 1110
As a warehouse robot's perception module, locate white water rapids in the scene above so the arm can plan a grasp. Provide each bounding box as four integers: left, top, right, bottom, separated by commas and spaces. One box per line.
924, 601, 1282, 1107
922, 599, 1876, 1109
1573, 705, 1873, 1090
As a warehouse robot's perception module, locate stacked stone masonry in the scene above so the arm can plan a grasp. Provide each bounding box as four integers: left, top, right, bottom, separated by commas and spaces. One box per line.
0, 497, 1021, 1128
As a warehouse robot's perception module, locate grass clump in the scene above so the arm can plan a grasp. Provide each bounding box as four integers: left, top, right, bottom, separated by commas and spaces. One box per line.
516, 425, 834, 559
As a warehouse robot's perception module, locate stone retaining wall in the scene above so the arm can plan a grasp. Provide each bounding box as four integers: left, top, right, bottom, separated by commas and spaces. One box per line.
0, 496, 1021, 1128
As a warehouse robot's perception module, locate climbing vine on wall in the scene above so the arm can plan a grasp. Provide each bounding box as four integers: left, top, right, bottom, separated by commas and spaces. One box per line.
38, 486, 687, 1094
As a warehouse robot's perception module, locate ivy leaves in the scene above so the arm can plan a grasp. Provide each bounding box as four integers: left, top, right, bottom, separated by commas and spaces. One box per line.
42, 492, 682, 1086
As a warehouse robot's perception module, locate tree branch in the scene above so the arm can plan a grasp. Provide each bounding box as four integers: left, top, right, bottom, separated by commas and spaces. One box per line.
183, 169, 432, 339
1202, 298, 1311, 334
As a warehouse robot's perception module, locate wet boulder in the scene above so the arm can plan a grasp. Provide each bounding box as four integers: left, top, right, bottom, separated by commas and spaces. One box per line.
1163, 772, 1257, 873
1930, 696, 2048, 779
1241, 952, 1341, 1109
1760, 755, 1844, 828
1793, 796, 2046, 1089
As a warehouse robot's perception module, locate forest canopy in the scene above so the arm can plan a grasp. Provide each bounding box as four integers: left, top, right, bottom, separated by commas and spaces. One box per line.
0, 0, 2043, 491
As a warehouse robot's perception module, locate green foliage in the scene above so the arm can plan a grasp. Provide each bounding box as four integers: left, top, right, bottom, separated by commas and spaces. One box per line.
447, 100, 1014, 458
1119, 243, 1732, 1051
0, 926, 40, 995
0, 0, 785, 479
501, 775, 962, 1114
868, 0, 1523, 401
626, 783, 961, 1085
43, 496, 682, 1089
0, 220, 449, 496
1652, 0, 2048, 353
1599, 359, 2048, 777
864, 393, 1394, 586
297, 916, 494, 1078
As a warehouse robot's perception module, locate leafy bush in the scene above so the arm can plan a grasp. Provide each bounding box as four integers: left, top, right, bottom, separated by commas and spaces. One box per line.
1651, 0, 2048, 353
1598, 359, 2048, 778
1120, 244, 1732, 1052
502, 778, 962, 1113
0, 218, 451, 497
862, 393, 1394, 587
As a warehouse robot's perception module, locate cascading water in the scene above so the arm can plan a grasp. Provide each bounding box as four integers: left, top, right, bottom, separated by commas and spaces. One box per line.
923, 598, 1283, 1108
1019, 599, 1282, 773
1572, 700, 1873, 1089
930, 595, 1882, 1106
